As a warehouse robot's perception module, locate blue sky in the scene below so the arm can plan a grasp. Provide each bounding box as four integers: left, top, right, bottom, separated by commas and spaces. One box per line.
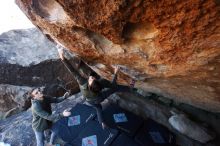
0, 0, 34, 34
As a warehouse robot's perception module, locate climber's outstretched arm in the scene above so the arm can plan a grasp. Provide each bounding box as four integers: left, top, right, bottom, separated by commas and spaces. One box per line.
58, 49, 87, 85
99, 66, 119, 88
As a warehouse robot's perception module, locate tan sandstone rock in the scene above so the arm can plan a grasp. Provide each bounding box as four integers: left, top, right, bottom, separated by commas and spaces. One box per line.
16, 0, 220, 112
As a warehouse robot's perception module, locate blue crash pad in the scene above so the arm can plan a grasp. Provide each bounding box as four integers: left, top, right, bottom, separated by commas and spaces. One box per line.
102, 104, 143, 137
71, 120, 118, 146
135, 119, 175, 146
110, 133, 140, 146
52, 104, 96, 143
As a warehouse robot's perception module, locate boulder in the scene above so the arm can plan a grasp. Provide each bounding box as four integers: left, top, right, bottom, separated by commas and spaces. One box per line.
0, 28, 80, 117
169, 113, 215, 143
0, 28, 58, 66
0, 28, 77, 87
16, 0, 220, 112
0, 110, 35, 146
108, 93, 219, 145
0, 84, 32, 119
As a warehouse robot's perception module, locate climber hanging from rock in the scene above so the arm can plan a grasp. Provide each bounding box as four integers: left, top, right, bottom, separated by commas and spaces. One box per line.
58, 48, 135, 129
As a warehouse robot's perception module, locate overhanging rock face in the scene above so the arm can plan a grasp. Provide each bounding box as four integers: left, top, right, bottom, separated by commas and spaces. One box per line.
16, 0, 220, 112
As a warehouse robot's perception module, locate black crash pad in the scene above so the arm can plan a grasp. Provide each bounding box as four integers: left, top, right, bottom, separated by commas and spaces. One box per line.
71, 120, 118, 146
52, 104, 96, 143
111, 133, 140, 146
102, 104, 143, 137
135, 119, 175, 146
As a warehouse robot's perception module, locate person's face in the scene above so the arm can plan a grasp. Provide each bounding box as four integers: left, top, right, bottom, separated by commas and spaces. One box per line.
32, 88, 44, 100
88, 76, 96, 86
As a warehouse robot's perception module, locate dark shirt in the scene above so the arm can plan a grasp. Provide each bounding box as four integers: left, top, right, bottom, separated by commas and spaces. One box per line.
61, 58, 117, 101
31, 96, 65, 132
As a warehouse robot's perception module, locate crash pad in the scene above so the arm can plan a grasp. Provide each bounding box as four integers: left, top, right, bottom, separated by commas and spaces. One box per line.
71, 120, 118, 146
135, 119, 175, 146
110, 133, 140, 146
102, 104, 143, 137
52, 104, 96, 143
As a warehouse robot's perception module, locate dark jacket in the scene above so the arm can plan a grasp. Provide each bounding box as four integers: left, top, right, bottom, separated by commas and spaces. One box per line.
61, 58, 117, 102
31, 96, 65, 132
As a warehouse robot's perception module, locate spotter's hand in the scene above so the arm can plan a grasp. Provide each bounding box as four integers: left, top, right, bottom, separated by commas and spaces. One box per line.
63, 109, 71, 117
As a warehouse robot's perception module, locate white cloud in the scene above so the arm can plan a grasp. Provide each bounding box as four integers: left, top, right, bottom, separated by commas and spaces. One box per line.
0, 0, 34, 34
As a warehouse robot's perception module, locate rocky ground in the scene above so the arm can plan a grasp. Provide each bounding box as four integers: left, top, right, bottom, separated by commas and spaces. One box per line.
1, 1, 220, 143
0, 93, 83, 146
109, 92, 220, 146
1, 91, 220, 146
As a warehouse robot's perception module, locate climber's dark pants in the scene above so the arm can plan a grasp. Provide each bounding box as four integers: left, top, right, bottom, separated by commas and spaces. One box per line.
87, 85, 132, 124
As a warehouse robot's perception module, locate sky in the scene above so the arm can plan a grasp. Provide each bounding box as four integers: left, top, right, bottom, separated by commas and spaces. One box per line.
0, 0, 34, 34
